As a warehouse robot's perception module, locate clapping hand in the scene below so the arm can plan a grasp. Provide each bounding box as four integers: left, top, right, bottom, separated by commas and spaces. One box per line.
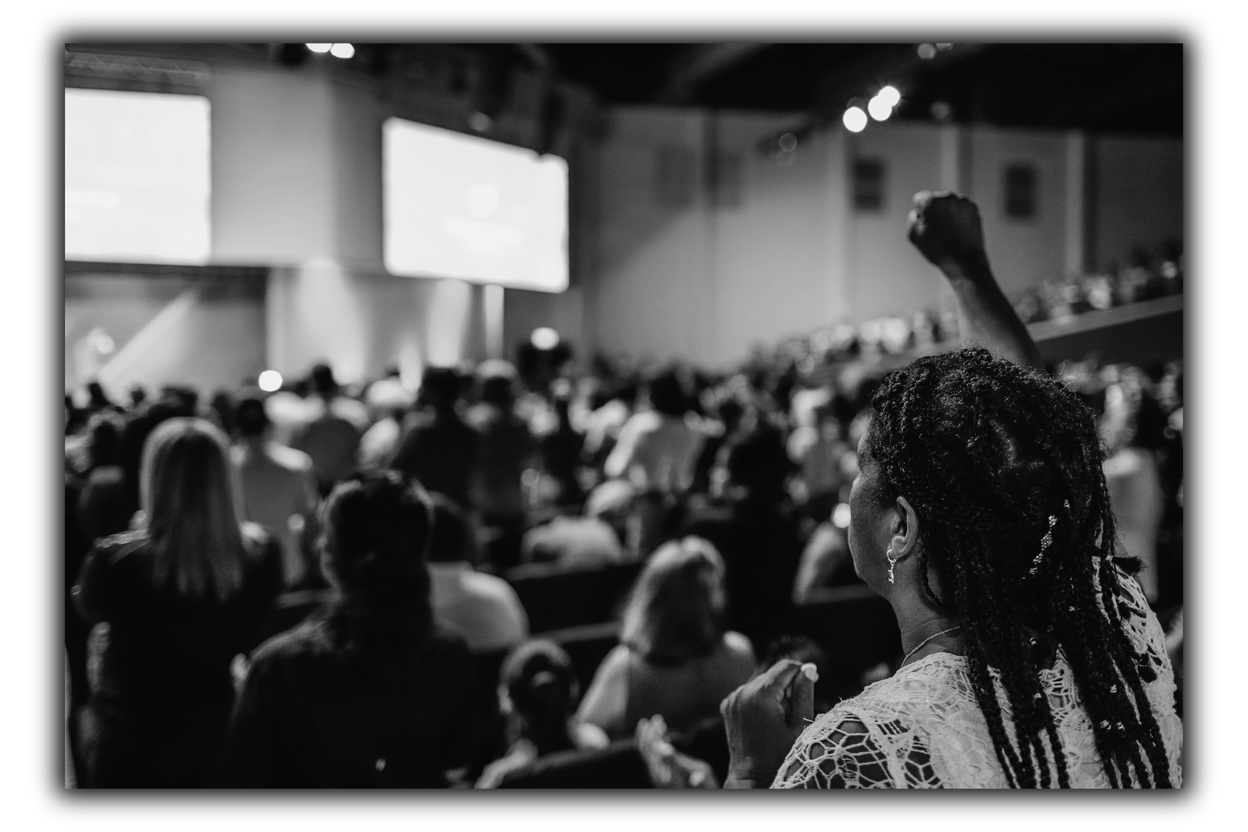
906, 191, 987, 270
720, 659, 818, 789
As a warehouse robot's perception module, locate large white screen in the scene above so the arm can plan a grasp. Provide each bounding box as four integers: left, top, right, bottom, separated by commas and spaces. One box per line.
65, 88, 211, 264
383, 118, 568, 293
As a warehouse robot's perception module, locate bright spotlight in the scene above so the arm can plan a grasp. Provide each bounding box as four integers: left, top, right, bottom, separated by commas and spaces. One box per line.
258, 370, 283, 392
306, 43, 332, 53
842, 106, 868, 133
877, 85, 901, 107
832, 502, 852, 529
531, 327, 560, 350
329, 43, 355, 59
868, 95, 894, 121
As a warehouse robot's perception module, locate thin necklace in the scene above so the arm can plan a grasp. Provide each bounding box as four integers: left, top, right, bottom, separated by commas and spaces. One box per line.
903, 625, 962, 664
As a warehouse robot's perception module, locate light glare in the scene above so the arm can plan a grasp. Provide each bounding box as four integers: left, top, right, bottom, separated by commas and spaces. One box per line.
868, 95, 894, 121
832, 503, 852, 529
258, 370, 283, 392
842, 106, 868, 133
531, 327, 560, 350
306, 43, 332, 53
877, 85, 901, 107
329, 43, 355, 59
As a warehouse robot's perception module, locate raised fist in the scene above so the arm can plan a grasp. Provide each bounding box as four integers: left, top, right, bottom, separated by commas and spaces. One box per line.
906, 191, 986, 268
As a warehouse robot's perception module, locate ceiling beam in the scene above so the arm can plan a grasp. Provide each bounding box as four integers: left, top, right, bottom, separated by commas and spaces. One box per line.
658, 43, 770, 104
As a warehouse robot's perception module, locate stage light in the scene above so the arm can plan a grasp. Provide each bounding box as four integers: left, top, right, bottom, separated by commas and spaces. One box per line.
258, 370, 283, 392
842, 106, 868, 133
329, 43, 355, 59
531, 327, 560, 350
877, 85, 901, 107
868, 94, 894, 121
917, 43, 937, 60
778, 132, 798, 153
306, 43, 332, 53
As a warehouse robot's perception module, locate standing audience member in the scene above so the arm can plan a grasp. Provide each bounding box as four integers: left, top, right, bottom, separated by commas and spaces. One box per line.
291, 363, 370, 496
389, 366, 479, 513
1101, 379, 1168, 605
682, 423, 804, 650
215, 471, 482, 787
358, 368, 415, 471
468, 366, 538, 570
427, 494, 529, 654
605, 368, 704, 556
75, 411, 131, 543
476, 639, 610, 788
577, 537, 755, 740
230, 392, 322, 590
73, 418, 283, 787
535, 379, 587, 511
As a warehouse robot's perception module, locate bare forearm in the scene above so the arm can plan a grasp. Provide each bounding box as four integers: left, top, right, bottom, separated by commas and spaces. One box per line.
939, 254, 1042, 370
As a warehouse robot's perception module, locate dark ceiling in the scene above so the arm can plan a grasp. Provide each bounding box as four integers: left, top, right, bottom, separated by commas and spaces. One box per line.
502, 42, 1184, 136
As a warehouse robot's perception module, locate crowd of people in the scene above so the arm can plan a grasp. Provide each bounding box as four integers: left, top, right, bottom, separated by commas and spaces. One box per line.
63, 191, 1184, 789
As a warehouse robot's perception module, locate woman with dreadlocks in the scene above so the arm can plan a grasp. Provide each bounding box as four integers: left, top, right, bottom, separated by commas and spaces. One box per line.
715, 191, 1181, 789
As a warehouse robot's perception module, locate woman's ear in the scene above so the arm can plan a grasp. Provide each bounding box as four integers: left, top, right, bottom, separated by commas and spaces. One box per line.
889, 495, 922, 558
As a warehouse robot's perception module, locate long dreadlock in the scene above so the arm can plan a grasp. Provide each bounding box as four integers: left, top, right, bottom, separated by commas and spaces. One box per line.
865, 347, 1174, 788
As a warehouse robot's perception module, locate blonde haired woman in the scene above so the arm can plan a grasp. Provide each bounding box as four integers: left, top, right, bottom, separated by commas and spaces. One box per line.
73, 418, 282, 787
576, 537, 756, 740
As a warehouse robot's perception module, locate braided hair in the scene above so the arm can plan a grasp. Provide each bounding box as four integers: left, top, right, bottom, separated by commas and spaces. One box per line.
864, 348, 1173, 788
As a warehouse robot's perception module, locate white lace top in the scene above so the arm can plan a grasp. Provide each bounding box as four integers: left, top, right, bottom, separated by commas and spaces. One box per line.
772, 574, 1182, 788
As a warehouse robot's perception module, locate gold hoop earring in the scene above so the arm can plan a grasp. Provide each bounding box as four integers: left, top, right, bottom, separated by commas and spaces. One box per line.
887, 545, 900, 585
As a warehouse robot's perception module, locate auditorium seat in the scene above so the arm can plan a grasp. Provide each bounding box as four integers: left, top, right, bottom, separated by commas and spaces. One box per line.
541, 620, 621, 692
796, 584, 901, 677
494, 738, 652, 788
503, 560, 643, 634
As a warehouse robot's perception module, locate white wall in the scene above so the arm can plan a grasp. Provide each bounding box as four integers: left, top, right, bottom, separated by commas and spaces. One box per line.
964, 126, 1075, 294
847, 122, 953, 319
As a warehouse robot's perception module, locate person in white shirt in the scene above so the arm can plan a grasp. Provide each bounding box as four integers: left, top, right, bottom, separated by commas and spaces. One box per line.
604, 369, 703, 555
230, 393, 321, 589
426, 493, 529, 654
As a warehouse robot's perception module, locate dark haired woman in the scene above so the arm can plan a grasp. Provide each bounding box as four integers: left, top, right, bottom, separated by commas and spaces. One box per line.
475, 639, 609, 788
718, 192, 1181, 789
73, 418, 283, 787
577, 537, 756, 740
215, 470, 482, 787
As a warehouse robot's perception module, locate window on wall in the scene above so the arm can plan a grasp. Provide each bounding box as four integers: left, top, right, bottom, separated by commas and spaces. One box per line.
852, 159, 886, 213
1004, 163, 1038, 219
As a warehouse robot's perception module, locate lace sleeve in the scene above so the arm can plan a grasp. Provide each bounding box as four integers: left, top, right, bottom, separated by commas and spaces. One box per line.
771, 715, 932, 789
1113, 568, 1172, 681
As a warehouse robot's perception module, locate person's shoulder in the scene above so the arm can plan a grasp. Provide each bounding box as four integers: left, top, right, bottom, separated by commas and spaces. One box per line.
596, 643, 632, 675
462, 570, 522, 603
250, 618, 334, 670
263, 441, 312, 469
722, 630, 755, 660
92, 529, 150, 561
